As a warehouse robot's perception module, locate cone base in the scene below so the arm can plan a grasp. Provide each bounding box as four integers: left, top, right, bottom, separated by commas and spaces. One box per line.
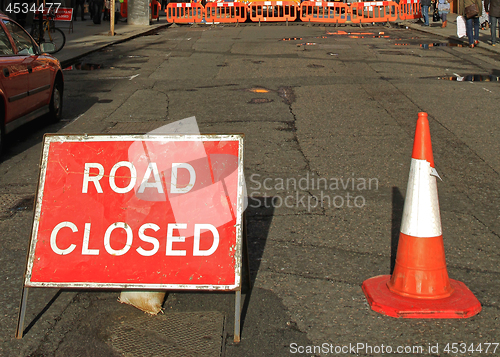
362, 275, 481, 318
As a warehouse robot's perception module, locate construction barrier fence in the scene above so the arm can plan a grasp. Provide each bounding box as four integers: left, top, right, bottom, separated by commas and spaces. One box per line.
398, 0, 421, 20
205, 2, 248, 23
349, 1, 398, 23
300, 1, 349, 23
164, 0, 422, 24
166, 2, 204, 23
151, 0, 161, 20
248, 1, 298, 22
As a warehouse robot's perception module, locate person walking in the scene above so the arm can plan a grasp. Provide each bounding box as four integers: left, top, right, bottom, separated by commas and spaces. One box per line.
93, 0, 104, 23
485, 0, 500, 45
460, 0, 483, 47
74, 0, 86, 20
438, 0, 450, 27
89, 0, 95, 19
421, 0, 432, 25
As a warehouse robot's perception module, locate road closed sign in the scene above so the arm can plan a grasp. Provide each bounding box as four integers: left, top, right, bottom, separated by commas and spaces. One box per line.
24, 134, 244, 290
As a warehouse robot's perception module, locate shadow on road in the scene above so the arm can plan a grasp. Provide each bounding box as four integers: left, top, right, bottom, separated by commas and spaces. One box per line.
240, 196, 275, 337
391, 187, 404, 274
21, 289, 62, 337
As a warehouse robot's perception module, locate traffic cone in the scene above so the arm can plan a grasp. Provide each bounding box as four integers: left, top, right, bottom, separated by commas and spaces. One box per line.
362, 112, 481, 318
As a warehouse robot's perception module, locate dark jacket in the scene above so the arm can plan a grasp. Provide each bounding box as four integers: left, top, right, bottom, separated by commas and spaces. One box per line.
460, 0, 483, 17
421, 0, 432, 6
485, 0, 500, 17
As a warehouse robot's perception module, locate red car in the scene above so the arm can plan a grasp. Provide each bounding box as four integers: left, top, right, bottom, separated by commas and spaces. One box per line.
0, 13, 63, 156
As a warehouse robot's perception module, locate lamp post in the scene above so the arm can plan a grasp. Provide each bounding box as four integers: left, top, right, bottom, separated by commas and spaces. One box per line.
109, 0, 115, 35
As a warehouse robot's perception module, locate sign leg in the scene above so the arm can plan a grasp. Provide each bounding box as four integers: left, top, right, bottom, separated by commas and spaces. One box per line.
243, 212, 252, 289
234, 289, 241, 343
16, 286, 29, 339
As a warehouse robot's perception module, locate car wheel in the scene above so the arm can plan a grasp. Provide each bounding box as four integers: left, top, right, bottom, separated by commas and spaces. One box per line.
49, 78, 63, 122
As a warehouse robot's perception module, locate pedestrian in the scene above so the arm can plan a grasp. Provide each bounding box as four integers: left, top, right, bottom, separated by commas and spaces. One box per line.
485, 0, 500, 45
93, 0, 104, 24
460, 0, 483, 47
420, 0, 432, 26
74, 0, 86, 20
438, 0, 450, 27
115, 0, 121, 22
103, 0, 110, 21
88, 0, 95, 18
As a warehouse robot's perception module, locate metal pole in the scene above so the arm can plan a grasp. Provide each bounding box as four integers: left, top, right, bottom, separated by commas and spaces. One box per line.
243, 212, 252, 289
110, 0, 115, 35
234, 289, 241, 343
15, 287, 29, 339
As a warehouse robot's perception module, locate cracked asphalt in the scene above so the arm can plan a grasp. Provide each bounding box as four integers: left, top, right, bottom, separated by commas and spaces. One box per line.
0, 23, 499, 356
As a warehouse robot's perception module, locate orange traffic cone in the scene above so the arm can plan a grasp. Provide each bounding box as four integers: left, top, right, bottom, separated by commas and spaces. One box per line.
362, 112, 481, 318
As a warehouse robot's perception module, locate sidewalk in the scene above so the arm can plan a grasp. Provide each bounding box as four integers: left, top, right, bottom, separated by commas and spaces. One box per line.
52, 16, 171, 67
403, 12, 500, 53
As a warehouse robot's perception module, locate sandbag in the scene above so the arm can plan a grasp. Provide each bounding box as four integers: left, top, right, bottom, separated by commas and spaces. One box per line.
119, 291, 166, 315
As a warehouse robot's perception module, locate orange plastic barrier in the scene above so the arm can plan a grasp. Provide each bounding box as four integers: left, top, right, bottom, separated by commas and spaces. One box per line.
150, 0, 161, 20
300, 1, 349, 23
120, 0, 127, 18
349, 1, 398, 23
399, 0, 420, 20
166, 2, 204, 23
205, 2, 248, 23
249, 1, 298, 22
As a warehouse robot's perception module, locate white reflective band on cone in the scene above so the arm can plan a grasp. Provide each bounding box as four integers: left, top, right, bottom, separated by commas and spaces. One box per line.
400, 158, 442, 237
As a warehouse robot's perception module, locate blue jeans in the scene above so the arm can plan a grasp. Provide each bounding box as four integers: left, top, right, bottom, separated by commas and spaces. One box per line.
466, 17, 480, 45
491, 16, 499, 44
422, 5, 429, 25
439, 11, 448, 22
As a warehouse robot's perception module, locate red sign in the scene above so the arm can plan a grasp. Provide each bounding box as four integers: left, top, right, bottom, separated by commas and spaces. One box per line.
41, 7, 73, 21
25, 135, 244, 290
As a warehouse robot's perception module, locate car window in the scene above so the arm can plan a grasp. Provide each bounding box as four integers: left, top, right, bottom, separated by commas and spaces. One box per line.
2, 20, 37, 56
0, 26, 14, 55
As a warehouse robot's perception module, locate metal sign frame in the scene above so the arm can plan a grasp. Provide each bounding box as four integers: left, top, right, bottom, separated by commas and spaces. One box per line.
16, 134, 247, 342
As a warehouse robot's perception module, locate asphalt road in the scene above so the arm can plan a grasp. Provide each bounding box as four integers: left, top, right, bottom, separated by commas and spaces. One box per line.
1, 23, 499, 356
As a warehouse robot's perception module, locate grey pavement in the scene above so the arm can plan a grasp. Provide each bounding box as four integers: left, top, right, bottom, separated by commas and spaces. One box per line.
51, 10, 500, 67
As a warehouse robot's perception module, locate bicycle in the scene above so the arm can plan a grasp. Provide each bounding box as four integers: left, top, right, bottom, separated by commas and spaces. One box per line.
30, 9, 66, 54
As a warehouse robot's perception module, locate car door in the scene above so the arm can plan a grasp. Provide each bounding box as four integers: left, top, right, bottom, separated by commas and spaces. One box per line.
2, 19, 51, 114
0, 21, 30, 126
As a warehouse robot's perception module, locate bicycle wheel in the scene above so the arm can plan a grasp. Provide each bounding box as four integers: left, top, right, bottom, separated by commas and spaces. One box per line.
46, 27, 66, 54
